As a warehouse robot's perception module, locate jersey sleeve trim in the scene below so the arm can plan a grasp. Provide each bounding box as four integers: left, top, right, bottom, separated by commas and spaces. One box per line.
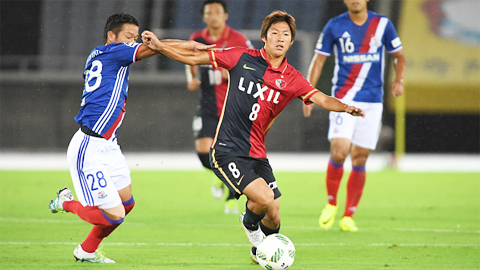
209, 51, 218, 68
133, 43, 142, 63
387, 46, 403, 54
314, 50, 330, 56
301, 89, 320, 104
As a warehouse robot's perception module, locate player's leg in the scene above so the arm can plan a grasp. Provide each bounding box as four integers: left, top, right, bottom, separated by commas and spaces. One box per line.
320, 111, 355, 229
340, 102, 382, 232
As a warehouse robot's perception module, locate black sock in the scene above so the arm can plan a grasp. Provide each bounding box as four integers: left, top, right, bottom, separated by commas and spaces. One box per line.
197, 153, 212, 170
260, 221, 280, 236
243, 202, 266, 231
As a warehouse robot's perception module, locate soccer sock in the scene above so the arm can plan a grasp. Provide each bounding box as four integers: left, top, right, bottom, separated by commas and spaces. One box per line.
81, 196, 135, 253
197, 152, 212, 170
243, 202, 266, 231
344, 166, 366, 217
325, 158, 344, 206
260, 221, 280, 236
63, 200, 120, 226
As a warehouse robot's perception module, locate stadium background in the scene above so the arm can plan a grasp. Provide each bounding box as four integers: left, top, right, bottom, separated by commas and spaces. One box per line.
1, 0, 479, 156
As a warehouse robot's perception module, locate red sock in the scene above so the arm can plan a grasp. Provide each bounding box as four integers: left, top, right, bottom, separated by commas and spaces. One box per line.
63, 200, 115, 226
325, 158, 344, 206
344, 166, 366, 217
81, 197, 135, 253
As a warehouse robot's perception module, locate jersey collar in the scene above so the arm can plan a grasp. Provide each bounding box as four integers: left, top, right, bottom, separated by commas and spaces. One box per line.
202, 25, 231, 48
260, 47, 289, 74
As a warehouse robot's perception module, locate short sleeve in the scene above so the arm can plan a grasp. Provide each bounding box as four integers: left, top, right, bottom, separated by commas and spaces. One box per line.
293, 70, 319, 104
209, 47, 245, 70
110, 42, 142, 64
384, 19, 402, 53
314, 20, 334, 56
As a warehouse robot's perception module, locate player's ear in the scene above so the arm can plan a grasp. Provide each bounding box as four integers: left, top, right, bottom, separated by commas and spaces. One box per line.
261, 36, 266, 44
106, 31, 115, 44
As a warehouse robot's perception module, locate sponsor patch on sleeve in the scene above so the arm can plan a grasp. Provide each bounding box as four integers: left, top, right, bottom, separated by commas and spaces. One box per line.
391, 37, 402, 48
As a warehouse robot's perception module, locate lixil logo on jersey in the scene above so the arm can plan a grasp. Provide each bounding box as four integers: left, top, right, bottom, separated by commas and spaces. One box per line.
237, 77, 281, 104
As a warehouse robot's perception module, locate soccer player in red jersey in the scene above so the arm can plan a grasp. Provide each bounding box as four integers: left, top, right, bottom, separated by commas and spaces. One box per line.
187, 0, 254, 214
141, 10, 364, 264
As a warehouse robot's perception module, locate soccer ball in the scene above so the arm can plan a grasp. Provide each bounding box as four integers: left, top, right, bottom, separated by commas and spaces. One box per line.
256, 233, 295, 270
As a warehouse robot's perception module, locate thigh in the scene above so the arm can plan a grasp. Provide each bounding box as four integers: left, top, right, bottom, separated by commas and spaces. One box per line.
328, 111, 356, 141
67, 131, 122, 209
351, 102, 383, 150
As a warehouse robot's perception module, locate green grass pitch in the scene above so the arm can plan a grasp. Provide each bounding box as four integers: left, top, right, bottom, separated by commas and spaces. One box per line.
0, 169, 479, 269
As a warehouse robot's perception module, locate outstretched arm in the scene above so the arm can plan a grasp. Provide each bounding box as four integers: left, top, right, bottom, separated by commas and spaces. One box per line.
308, 91, 365, 117
141, 31, 212, 66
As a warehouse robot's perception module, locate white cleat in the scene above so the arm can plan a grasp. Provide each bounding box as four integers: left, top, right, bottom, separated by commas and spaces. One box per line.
48, 187, 74, 213
239, 212, 265, 247
73, 244, 115, 263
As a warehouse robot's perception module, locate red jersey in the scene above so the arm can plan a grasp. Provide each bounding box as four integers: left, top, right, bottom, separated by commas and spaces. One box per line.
189, 25, 253, 118
209, 47, 319, 158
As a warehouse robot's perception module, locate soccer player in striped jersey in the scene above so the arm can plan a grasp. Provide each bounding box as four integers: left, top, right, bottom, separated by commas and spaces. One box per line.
142, 10, 364, 263
303, 0, 406, 232
187, 0, 254, 214
48, 13, 211, 263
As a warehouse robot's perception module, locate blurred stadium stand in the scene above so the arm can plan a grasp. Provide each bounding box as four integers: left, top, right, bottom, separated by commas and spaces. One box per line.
0, 0, 478, 154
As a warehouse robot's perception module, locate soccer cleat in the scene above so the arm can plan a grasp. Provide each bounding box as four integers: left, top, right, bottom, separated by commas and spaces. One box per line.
73, 244, 115, 263
339, 216, 358, 232
319, 203, 338, 229
211, 179, 224, 199
224, 199, 239, 214
49, 187, 74, 213
250, 247, 259, 265
239, 212, 265, 247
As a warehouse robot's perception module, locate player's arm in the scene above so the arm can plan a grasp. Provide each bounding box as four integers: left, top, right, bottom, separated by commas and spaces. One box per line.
308, 91, 365, 118
303, 53, 328, 117
142, 31, 211, 66
390, 49, 406, 97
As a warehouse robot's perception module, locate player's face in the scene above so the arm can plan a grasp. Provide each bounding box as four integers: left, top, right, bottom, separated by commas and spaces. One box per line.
262, 21, 293, 58
108, 23, 139, 44
203, 3, 228, 30
344, 0, 369, 13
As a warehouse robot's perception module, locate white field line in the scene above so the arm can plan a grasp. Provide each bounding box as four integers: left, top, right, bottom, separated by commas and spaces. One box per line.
1, 217, 479, 234
0, 241, 478, 247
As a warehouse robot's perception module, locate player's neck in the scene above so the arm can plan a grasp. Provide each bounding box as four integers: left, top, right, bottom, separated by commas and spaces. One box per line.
348, 9, 369, 26
208, 25, 226, 42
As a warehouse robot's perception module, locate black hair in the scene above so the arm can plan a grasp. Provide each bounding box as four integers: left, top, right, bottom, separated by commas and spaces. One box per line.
201, 0, 228, 15
103, 13, 139, 43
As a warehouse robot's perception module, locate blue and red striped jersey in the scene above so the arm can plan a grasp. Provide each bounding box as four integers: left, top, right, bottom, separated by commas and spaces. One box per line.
315, 11, 402, 103
190, 25, 253, 118
75, 42, 141, 141
209, 47, 319, 158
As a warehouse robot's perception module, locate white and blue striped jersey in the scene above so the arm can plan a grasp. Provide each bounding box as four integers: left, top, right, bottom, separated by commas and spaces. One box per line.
315, 11, 402, 103
75, 42, 141, 140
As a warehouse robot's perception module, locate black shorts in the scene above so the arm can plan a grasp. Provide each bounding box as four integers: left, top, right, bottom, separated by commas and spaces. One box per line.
192, 113, 218, 139
209, 149, 282, 200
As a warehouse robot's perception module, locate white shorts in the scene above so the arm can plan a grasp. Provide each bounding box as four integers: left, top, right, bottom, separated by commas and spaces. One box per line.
67, 129, 131, 209
328, 102, 383, 150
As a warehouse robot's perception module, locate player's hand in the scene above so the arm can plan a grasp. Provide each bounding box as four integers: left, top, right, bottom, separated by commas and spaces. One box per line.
303, 103, 314, 117
391, 80, 404, 97
141, 30, 161, 51
345, 106, 365, 118
187, 78, 201, 91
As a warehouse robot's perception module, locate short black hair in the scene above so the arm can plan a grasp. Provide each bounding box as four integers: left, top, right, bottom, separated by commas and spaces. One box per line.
103, 13, 139, 43
201, 0, 228, 15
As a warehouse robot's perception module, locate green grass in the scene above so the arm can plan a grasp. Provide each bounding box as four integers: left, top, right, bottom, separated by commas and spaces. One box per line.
0, 170, 479, 269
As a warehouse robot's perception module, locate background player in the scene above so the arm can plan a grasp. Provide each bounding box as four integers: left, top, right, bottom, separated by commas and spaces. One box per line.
141, 10, 364, 264
48, 13, 211, 263
303, 0, 406, 232
187, 0, 254, 214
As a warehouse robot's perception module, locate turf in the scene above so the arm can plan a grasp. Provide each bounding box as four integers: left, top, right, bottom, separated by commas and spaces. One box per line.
0, 169, 479, 269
